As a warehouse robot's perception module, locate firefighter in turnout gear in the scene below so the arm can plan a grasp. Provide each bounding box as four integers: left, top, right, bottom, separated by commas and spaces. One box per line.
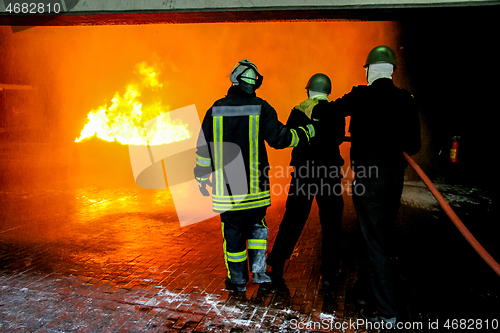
313, 46, 421, 324
194, 59, 315, 293
267, 73, 345, 287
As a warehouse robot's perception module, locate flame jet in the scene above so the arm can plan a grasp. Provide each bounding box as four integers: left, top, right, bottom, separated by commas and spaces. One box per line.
75, 61, 190, 146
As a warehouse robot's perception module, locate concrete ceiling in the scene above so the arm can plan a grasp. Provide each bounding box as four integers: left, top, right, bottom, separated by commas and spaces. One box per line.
0, 0, 498, 26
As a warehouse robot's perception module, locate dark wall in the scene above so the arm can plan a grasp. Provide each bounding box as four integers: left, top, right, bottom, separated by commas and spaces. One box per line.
399, 8, 497, 188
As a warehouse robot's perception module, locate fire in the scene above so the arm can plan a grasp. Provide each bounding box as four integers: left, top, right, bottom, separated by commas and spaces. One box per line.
75, 62, 190, 146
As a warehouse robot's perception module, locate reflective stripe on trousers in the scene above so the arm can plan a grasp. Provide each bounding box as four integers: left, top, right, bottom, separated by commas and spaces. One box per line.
220, 209, 268, 284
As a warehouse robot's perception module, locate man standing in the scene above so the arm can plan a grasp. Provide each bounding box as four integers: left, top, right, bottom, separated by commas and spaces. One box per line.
313, 46, 421, 324
194, 59, 314, 293
268, 73, 345, 287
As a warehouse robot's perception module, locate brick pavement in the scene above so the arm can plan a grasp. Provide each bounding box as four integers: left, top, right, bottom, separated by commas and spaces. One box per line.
0, 179, 398, 333
1, 173, 497, 332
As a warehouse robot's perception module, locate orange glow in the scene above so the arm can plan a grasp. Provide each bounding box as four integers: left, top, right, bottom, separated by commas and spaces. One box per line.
0, 21, 401, 193
75, 62, 190, 146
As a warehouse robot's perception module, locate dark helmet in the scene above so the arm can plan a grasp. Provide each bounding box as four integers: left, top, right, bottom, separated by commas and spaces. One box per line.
364, 45, 397, 68
305, 73, 331, 94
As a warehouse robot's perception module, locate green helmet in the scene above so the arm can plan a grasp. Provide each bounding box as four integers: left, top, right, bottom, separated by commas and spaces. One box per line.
305, 73, 331, 94
364, 45, 397, 68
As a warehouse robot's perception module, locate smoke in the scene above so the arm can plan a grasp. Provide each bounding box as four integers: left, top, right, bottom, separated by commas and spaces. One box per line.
0, 21, 400, 191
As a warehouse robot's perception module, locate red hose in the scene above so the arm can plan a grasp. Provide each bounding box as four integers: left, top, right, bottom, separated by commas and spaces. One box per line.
404, 152, 500, 277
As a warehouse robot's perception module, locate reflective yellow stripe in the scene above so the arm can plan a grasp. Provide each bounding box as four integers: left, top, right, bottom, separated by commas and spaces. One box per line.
218, 117, 223, 196
197, 155, 211, 161
221, 222, 230, 279
298, 126, 309, 141
213, 117, 218, 194
249, 115, 259, 194
196, 176, 209, 182
248, 239, 267, 250
213, 191, 270, 202
196, 154, 211, 167
306, 124, 315, 138
226, 249, 248, 262
248, 239, 266, 250
289, 129, 299, 147
255, 115, 259, 192
213, 197, 271, 212
196, 160, 211, 167
229, 249, 248, 256
213, 116, 224, 196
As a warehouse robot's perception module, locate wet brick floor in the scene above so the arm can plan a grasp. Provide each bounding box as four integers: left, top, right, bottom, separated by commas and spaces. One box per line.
0, 145, 499, 332
0, 180, 419, 333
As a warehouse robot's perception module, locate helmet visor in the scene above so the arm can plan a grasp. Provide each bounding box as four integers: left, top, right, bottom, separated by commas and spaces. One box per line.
240, 68, 257, 85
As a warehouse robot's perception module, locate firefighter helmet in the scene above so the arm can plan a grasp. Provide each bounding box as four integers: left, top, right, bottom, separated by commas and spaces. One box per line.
240, 68, 257, 85
364, 45, 397, 68
305, 73, 331, 94
230, 59, 263, 89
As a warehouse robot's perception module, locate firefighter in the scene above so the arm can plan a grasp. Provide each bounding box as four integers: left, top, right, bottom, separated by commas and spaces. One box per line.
194, 59, 315, 293
267, 73, 345, 287
312, 46, 421, 324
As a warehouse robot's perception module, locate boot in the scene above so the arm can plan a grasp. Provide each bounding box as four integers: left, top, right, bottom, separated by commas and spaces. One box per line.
225, 278, 246, 293
252, 272, 272, 284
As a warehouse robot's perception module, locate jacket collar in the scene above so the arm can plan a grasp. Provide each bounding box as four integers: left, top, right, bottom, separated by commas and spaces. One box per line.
227, 85, 257, 98
371, 78, 394, 87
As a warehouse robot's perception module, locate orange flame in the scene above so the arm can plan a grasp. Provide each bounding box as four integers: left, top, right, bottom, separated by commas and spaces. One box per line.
75, 62, 190, 146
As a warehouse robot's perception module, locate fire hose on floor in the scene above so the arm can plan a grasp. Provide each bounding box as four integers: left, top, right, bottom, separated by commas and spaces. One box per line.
343, 137, 499, 276
403, 152, 500, 277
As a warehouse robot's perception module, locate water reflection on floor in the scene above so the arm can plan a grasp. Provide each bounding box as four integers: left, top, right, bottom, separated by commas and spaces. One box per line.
1, 147, 499, 331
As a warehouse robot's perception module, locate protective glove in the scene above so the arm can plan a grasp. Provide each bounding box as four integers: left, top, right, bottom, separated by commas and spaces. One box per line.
294, 98, 319, 119
196, 177, 212, 196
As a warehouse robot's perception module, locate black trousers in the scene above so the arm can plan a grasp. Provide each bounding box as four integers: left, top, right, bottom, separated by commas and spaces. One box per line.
269, 173, 344, 277
220, 208, 268, 285
353, 167, 405, 319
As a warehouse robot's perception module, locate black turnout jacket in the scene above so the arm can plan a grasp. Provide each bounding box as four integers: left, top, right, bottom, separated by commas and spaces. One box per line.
194, 86, 311, 212
286, 99, 345, 175
313, 78, 421, 169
